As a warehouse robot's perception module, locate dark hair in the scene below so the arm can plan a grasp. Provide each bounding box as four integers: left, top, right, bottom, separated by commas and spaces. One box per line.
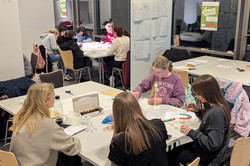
58, 24, 67, 33
66, 30, 76, 38
192, 74, 231, 127
123, 30, 130, 37
114, 26, 123, 37
76, 27, 89, 37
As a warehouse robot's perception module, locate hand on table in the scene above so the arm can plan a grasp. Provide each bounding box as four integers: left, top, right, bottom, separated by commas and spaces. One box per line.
132, 92, 140, 99
148, 98, 162, 105
180, 125, 191, 135
186, 103, 199, 112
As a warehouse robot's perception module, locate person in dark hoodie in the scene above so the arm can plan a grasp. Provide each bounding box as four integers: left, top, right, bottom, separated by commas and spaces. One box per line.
57, 30, 89, 80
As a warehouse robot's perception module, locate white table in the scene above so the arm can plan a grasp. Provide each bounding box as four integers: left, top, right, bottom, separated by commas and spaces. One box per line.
180, 32, 202, 42
0, 81, 199, 166
173, 56, 250, 87
81, 42, 112, 83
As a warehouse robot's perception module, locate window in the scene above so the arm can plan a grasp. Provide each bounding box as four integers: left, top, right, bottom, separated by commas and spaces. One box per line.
172, 0, 239, 54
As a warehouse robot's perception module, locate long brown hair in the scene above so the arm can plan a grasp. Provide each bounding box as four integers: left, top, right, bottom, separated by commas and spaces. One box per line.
112, 92, 162, 154
10, 83, 54, 135
192, 74, 231, 127
152, 56, 173, 72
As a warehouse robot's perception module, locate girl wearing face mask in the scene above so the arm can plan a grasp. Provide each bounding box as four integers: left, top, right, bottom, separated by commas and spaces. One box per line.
132, 56, 186, 107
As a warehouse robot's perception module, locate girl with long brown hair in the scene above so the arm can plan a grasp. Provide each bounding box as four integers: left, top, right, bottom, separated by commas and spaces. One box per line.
168, 74, 231, 165
108, 92, 169, 166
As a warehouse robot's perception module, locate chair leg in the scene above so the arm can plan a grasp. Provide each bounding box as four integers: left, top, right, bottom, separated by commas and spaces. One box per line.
87, 67, 91, 81
111, 69, 115, 87
118, 71, 125, 90
74, 71, 78, 83
79, 70, 83, 82
4, 119, 12, 146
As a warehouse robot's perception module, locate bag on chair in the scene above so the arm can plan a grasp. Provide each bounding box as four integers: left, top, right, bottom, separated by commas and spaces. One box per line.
32, 44, 46, 70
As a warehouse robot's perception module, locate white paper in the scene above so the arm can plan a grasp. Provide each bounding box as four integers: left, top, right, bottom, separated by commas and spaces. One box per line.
134, 41, 151, 61
133, 20, 151, 41
132, 0, 150, 21
64, 125, 86, 136
216, 64, 233, 69
191, 59, 209, 64
175, 66, 188, 70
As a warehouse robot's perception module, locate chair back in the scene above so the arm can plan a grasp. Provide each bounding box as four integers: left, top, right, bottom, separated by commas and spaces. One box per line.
187, 157, 200, 166
30, 53, 38, 79
122, 51, 130, 89
0, 150, 19, 166
230, 137, 250, 166
39, 69, 64, 88
58, 49, 74, 70
174, 70, 188, 89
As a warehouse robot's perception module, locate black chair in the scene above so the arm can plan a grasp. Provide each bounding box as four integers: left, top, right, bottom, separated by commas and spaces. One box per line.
162, 48, 190, 62
38, 69, 64, 88
30, 53, 38, 79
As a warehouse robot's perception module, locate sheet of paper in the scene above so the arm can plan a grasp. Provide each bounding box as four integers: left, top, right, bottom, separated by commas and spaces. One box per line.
216, 64, 233, 69
175, 66, 188, 70
191, 59, 209, 64
64, 125, 86, 136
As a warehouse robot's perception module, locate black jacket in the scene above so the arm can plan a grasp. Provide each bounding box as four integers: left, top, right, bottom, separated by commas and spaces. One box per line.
108, 119, 168, 166
57, 37, 86, 69
188, 106, 228, 163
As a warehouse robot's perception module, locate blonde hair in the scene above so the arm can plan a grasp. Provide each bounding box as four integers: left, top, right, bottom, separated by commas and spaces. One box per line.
10, 83, 54, 135
112, 92, 162, 154
46, 28, 59, 35
152, 56, 173, 72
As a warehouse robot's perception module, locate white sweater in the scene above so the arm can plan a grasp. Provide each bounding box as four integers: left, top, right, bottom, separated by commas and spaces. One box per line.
10, 118, 81, 166
107, 36, 130, 61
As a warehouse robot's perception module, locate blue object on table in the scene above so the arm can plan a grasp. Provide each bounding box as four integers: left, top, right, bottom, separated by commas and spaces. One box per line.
102, 114, 113, 124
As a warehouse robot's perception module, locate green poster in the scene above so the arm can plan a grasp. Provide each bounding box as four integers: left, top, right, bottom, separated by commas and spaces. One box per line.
60, 0, 67, 17
201, 2, 219, 31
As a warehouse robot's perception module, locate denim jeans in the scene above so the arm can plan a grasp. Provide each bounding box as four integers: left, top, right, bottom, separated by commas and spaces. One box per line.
48, 54, 65, 73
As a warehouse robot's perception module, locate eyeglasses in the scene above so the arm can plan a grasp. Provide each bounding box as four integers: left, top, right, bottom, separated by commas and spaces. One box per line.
153, 70, 165, 75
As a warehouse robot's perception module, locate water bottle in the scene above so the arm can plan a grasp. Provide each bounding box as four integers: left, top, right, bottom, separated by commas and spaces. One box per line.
54, 95, 63, 124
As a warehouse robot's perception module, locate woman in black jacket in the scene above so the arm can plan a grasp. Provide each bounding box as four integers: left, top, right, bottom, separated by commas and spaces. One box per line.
57, 30, 87, 69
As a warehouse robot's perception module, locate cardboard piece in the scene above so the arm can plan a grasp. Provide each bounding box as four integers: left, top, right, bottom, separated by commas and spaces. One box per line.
246, 65, 250, 71
100, 89, 122, 97
174, 70, 189, 89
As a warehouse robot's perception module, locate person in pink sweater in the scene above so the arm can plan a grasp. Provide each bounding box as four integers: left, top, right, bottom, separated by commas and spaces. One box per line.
103, 22, 116, 44
132, 56, 186, 107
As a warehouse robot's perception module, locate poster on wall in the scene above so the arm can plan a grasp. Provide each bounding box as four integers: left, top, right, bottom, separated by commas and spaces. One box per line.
60, 0, 67, 17
201, 2, 219, 31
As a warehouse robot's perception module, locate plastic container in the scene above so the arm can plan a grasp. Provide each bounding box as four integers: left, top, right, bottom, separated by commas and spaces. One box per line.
54, 95, 63, 124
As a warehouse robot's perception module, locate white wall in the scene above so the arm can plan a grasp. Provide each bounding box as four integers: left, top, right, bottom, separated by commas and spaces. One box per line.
100, 0, 111, 24
0, 0, 24, 81
18, 0, 55, 60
